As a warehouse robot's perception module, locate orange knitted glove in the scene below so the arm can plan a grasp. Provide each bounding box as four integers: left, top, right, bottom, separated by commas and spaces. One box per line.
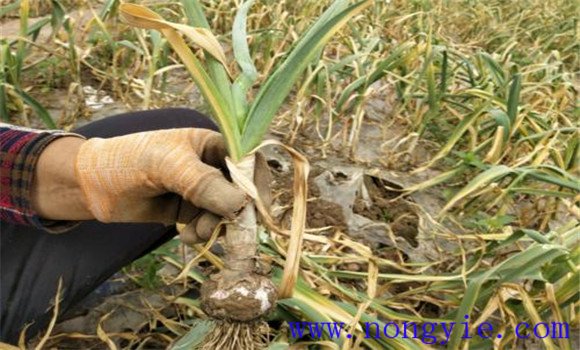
75, 128, 247, 231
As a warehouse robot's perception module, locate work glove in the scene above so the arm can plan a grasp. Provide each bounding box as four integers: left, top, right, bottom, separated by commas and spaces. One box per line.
75, 128, 271, 243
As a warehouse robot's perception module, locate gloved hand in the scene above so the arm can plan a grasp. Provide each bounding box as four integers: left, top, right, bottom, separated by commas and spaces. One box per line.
75, 128, 245, 224
32, 128, 271, 243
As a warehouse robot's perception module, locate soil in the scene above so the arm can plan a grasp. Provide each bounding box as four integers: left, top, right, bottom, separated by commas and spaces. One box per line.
268, 156, 419, 249
352, 175, 419, 247
269, 166, 348, 231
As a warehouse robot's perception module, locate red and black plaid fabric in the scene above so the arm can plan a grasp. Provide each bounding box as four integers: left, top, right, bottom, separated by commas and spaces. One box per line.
0, 123, 78, 232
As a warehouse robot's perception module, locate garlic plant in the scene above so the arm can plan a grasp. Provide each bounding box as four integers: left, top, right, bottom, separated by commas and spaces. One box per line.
120, 0, 371, 333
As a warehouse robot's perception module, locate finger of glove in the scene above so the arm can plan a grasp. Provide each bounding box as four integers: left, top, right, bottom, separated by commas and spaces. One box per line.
188, 129, 228, 171
178, 211, 222, 245
164, 156, 247, 219
177, 199, 200, 224
254, 151, 273, 211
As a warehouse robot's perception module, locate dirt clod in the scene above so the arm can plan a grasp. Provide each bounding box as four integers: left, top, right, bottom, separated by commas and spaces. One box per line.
353, 176, 419, 247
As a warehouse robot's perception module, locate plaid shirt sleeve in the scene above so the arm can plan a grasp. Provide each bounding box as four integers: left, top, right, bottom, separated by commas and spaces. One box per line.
0, 123, 84, 233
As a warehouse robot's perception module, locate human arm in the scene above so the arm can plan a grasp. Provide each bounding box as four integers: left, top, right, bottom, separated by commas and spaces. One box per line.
30, 136, 92, 220
0, 123, 82, 231
1, 124, 249, 240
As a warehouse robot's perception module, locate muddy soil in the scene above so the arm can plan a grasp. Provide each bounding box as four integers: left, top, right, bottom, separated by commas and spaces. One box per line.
352, 175, 418, 247
267, 146, 420, 254
269, 165, 347, 230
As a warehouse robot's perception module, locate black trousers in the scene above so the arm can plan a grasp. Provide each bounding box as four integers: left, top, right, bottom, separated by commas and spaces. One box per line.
0, 108, 218, 343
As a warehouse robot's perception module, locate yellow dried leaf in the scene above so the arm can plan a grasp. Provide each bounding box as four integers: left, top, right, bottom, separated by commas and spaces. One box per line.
119, 3, 230, 72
